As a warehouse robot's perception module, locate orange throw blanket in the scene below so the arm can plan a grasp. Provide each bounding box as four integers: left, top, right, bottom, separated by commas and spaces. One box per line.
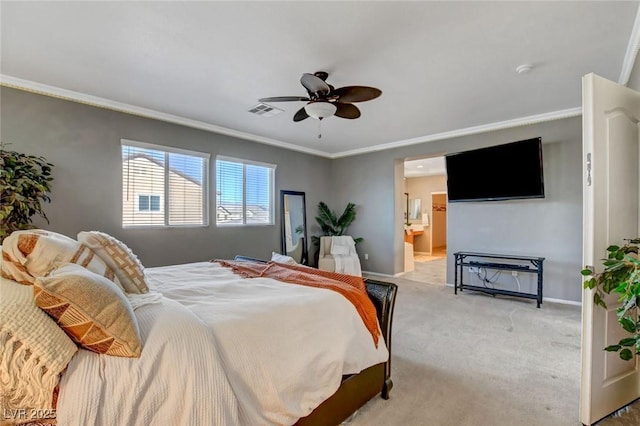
215, 260, 381, 347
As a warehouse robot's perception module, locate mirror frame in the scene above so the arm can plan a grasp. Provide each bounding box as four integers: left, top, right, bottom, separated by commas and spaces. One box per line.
280, 190, 309, 265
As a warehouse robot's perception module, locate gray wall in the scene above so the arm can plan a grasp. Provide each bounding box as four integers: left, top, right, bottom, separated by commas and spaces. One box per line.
332, 117, 583, 302
1, 86, 584, 301
1, 87, 332, 267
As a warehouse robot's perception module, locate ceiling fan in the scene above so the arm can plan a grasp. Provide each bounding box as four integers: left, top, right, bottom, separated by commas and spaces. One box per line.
259, 71, 382, 123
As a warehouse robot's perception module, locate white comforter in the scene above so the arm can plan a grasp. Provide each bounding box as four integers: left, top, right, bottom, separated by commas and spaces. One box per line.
57, 261, 388, 425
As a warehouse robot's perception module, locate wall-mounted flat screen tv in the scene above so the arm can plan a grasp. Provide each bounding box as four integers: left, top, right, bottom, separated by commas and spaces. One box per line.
445, 137, 544, 202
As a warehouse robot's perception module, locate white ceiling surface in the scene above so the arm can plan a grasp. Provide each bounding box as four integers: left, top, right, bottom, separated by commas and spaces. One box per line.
1, 2, 638, 158
405, 156, 446, 178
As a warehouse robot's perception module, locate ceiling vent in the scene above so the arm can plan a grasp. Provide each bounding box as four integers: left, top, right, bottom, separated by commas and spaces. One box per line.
248, 103, 283, 117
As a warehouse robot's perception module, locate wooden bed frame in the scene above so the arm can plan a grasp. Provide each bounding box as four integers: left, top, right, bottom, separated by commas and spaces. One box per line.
233, 256, 398, 426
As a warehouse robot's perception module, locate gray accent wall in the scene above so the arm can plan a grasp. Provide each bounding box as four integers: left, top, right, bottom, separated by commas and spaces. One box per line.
331, 117, 583, 302
1, 85, 584, 302
1, 87, 332, 267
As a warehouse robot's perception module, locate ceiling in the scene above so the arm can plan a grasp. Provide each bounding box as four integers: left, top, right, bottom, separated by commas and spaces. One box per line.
1, 1, 639, 158
404, 157, 446, 178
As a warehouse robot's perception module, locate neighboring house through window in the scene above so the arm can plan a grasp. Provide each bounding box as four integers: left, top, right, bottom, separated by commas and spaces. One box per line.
122, 140, 210, 227
216, 156, 275, 226
138, 195, 161, 212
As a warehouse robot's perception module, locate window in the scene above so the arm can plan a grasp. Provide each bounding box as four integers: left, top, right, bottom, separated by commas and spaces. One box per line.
122, 140, 209, 227
216, 156, 275, 226
138, 195, 161, 212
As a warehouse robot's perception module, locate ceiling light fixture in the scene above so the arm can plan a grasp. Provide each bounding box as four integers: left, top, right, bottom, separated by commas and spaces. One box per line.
304, 101, 337, 120
304, 101, 337, 139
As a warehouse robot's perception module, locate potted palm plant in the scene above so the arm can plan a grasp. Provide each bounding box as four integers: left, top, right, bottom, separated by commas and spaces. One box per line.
312, 201, 362, 265
582, 239, 640, 360
0, 144, 54, 243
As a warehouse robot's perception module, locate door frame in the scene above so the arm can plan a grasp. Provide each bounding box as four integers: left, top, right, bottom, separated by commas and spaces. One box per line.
430, 191, 447, 255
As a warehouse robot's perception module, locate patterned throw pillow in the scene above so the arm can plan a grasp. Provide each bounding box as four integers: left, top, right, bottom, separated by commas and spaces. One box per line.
77, 231, 149, 294
34, 263, 142, 358
0, 230, 123, 291
0, 276, 77, 415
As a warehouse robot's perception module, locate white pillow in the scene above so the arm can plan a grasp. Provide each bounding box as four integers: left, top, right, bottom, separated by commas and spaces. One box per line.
0, 276, 77, 414
77, 231, 149, 294
271, 252, 297, 265
0, 229, 124, 291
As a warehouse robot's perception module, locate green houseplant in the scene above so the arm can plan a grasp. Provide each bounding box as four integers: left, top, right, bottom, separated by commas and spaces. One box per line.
582, 239, 640, 361
0, 144, 54, 243
312, 201, 363, 250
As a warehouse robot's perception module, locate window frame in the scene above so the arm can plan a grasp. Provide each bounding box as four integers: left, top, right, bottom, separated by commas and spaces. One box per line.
136, 194, 162, 213
215, 155, 276, 227
121, 139, 210, 229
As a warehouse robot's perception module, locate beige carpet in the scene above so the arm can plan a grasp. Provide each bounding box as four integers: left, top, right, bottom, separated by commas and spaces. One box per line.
346, 275, 583, 426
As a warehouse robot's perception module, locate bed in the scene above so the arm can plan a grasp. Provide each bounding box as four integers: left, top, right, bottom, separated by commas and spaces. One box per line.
0, 230, 397, 426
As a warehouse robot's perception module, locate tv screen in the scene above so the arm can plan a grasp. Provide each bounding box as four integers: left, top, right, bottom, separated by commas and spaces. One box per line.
445, 137, 544, 202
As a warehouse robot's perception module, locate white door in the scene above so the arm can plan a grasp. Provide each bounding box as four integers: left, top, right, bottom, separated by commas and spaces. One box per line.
581, 73, 640, 425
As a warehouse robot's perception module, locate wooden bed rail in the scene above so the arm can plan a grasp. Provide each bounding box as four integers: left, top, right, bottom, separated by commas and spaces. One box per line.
364, 278, 397, 399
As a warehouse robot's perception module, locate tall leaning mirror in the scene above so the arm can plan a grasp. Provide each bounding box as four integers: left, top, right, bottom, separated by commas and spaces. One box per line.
280, 190, 308, 265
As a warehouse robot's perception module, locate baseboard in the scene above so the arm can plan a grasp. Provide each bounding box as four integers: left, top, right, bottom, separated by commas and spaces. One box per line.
362, 270, 397, 278
542, 297, 581, 306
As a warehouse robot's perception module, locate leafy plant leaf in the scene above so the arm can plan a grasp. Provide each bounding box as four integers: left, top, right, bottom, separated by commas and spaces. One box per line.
312, 201, 363, 247
619, 317, 636, 333
0, 145, 54, 243
619, 337, 637, 347
593, 292, 606, 309
620, 348, 634, 361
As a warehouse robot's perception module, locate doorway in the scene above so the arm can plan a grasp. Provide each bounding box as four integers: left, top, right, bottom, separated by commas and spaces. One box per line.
402, 156, 447, 285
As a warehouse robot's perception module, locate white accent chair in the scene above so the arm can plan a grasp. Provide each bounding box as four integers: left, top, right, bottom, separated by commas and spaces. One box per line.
318, 236, 362, 276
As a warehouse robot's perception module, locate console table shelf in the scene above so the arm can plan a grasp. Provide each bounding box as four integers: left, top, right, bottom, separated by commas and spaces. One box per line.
454, 252, 545, 308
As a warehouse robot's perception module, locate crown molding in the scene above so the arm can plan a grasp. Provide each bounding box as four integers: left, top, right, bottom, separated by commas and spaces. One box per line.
1, 75, 581, 160
619, 3, 640, 85
0, 74, 332, 158
331, 107, 582, 158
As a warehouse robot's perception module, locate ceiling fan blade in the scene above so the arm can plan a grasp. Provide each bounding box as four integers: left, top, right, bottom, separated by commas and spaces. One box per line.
334, 102, 361, 119
259, 96, 310, 102
293, 106, 309, 122
333, 86, 382, 103
300, 73, 331, 97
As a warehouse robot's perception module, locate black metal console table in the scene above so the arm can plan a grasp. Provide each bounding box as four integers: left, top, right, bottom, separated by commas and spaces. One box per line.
454, 252, 545, 308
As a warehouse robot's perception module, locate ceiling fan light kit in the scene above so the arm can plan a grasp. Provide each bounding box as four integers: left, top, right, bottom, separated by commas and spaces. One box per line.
304, 101, 337, 120
258, 71, 382, 138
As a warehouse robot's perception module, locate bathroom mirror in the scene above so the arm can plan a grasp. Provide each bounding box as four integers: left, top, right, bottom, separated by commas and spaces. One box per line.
409, 198, 422, 221
280, 190, 308, 265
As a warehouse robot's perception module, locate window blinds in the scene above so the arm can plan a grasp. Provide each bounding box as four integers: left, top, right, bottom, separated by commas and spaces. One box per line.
122, 141, 209, 227
216, 156, 275, 226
